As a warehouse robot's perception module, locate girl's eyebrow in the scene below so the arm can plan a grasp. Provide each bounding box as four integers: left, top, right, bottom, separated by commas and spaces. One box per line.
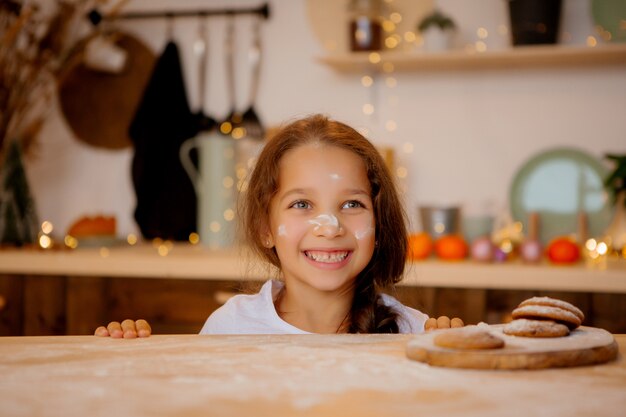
279, 187, 370, 202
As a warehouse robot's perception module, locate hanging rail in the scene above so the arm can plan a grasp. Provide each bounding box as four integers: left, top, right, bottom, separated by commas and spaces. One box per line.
109, 2, 270, 21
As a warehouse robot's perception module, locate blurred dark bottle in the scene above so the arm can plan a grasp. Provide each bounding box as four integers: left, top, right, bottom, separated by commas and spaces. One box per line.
348, 0, 383, 52
508, 0, 562, 45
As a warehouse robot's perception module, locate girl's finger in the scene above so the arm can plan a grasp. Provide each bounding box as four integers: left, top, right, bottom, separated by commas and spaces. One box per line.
451, 317, 464, 328
135, 319, 152, 338
121, 319, 138, 339
107, 321, 123, 338
94, 326, 109, 337
424, 317, 437, 331
436, 316, 451, 329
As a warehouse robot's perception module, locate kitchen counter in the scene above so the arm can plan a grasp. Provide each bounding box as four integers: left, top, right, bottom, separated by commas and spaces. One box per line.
0, 333, 624, 417
1, 244, 625, 293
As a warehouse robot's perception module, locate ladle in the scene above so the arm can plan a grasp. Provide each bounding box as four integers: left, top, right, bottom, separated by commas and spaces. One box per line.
238, 15, 264, 140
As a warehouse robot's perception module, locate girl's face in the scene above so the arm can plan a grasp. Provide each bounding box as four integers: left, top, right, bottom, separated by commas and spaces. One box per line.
267, 143, 376, 295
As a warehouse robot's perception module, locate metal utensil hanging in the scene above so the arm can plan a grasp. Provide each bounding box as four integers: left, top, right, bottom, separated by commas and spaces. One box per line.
194, 14, 216, 132
220, 15, 241, 135
238, 14, 265, 140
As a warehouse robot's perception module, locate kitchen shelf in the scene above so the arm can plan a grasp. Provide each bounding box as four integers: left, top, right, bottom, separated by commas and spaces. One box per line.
316, 43, 626, 72
0, 245, 624, 293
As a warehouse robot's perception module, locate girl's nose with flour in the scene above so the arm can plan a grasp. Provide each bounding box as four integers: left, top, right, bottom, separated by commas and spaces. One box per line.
309, 214, 344, 238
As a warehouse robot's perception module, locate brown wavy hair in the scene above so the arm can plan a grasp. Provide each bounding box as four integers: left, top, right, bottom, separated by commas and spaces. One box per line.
240, 114, 408, 333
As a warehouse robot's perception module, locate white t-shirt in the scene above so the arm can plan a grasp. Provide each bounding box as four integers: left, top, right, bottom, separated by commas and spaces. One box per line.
199, 280, 428, 334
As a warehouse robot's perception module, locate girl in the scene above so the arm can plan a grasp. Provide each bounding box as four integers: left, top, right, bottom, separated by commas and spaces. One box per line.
96, 114, 462, 338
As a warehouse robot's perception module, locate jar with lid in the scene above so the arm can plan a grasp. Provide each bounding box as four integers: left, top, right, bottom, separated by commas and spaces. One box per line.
347, 0, 383, 52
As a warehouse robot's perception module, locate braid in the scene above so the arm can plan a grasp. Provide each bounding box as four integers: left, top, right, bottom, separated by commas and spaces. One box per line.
347, 268, 400, 334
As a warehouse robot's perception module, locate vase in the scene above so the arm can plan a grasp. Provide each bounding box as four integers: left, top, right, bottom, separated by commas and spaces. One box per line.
604, 192, 626, 255
0, 139, 39, 246
422, 27, 456, 52
508, 0, 562, 45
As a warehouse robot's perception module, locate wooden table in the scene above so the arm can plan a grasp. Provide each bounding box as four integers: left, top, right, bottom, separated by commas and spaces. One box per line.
1, 334, 624, 417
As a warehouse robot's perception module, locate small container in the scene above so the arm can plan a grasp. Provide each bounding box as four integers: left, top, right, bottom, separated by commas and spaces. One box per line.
508, 0, 562, 46
348, 0, 383, 52
520, 211, 542, 263
419, 206, 461, 239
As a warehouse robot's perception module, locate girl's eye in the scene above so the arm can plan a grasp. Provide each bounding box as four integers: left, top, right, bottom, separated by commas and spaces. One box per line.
290, 200, 311, 209
343, 200, 365, 209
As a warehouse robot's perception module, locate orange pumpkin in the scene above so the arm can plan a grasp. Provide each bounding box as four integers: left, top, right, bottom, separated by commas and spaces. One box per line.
546, 237, 580, 264
408, 232, 433, 260
434, 235, 468, 260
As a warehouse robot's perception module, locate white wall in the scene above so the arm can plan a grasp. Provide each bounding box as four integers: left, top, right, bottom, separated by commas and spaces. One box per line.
25, 0, 626, 239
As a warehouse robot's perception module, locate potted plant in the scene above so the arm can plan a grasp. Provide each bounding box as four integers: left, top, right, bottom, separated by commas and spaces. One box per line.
603, 154, 626, 254
417, 9, 456, 52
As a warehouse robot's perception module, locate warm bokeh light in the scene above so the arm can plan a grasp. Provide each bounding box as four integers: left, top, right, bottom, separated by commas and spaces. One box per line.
385, 77, 397, 88
385, 36, 399, 49
597, 241, 608, 255
385, 120, 397, 132
152, 237, 163, 248
390, 12, 402, 24
220, 122, 232, 135
382, 62, 394, 73
396, 166, 407, 178
64, 235, 78, 249
586, 36, 597, 47
368, 52, 381, 64
41, 221, 53, 235
477, 27, 488, 39
362, 103, 374, 115
402, 142, 414, 153
361, 75, 373, 87
39, 234, 52, 249
232, 127, 246, 139
585, 238, 597, 251
224, 209, 235, 221
99, 247, 110, 258
157, 244, 169, 256
223, 176, 234, 188
500, 239, 514, 254
127, 234, 138, 245
475, 41, 487, 52
404, 31, 416, 43
210, 221, 221, 233
189, 232, 200, 244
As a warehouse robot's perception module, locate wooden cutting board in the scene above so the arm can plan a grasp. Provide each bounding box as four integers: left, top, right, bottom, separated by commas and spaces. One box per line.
406, 325, 619, 370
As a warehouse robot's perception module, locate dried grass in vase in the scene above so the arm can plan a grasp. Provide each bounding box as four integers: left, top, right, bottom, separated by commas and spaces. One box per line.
0, 0, 93, 163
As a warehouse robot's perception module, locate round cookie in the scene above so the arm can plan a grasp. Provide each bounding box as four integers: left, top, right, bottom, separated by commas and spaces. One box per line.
434, 327, 505, 350
518, 296, 584, 322
511, 305, 581, 329
503, 318, 570, 338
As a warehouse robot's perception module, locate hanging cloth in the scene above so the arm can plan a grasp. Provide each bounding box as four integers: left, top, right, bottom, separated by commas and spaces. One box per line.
129, 40, 199, 241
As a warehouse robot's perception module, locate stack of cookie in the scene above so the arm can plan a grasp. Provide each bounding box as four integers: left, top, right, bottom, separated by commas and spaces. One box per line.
503, 296, 585, 338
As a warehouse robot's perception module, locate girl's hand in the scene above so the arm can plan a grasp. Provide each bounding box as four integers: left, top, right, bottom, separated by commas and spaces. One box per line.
94, 319, 152, 338
424, 316, 464, 331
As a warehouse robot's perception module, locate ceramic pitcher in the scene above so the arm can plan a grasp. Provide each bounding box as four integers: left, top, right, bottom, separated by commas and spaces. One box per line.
180, 131, 236, 248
